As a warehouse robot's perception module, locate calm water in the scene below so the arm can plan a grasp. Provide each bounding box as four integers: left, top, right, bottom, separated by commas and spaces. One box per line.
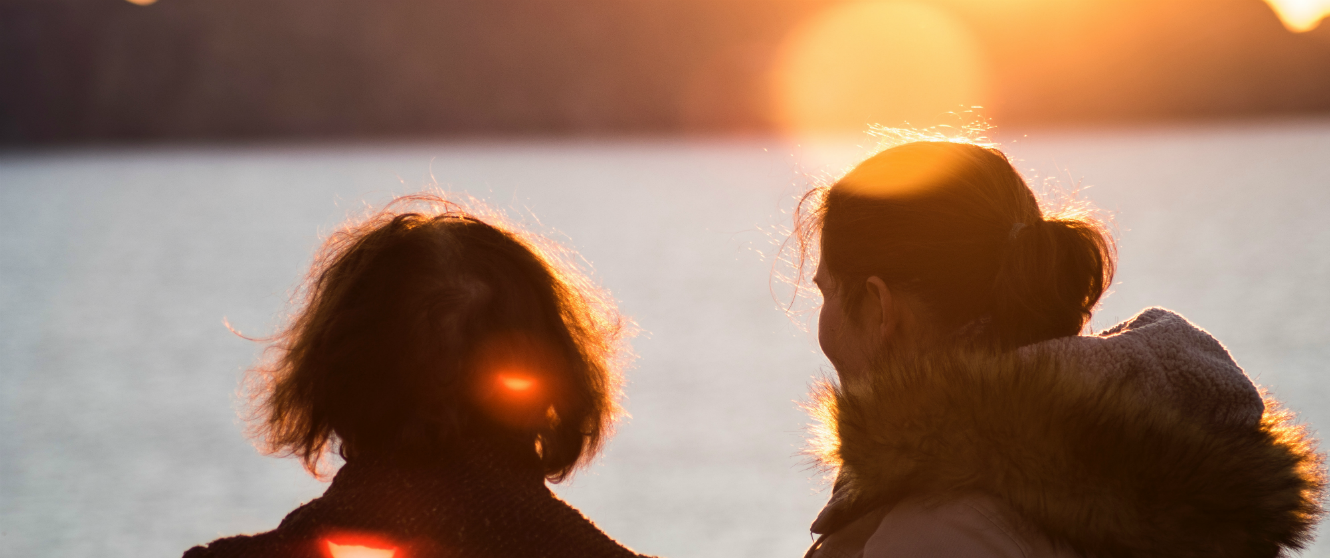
3, 122, 1329, 557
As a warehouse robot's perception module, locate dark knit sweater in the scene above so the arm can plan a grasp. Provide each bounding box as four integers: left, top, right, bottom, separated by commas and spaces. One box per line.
183, 448, 652, 558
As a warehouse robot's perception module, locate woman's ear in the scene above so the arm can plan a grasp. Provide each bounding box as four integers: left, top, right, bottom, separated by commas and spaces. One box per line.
863, 276, 897, 343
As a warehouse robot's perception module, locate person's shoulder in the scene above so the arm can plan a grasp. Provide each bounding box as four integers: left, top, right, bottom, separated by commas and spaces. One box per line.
180, 499, 327, 558
863, 494, 1079, 558
182, 530, 320, 558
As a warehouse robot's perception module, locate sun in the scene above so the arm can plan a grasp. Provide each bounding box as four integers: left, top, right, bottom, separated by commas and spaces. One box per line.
1263, 0, 1330, 31
771, 1, 989, 135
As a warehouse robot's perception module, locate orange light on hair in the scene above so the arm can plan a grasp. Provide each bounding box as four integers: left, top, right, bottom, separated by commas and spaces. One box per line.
838, 142, 956, 199
1264, 0, 1330, 31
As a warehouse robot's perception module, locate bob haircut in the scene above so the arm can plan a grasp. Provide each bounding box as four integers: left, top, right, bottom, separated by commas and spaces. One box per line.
246, 194, 626, 482
793, 140, 1116, 350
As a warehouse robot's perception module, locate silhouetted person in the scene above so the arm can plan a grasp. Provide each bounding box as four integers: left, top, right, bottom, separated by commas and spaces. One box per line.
184, 195, 652, 558
794, 141, 1324, 557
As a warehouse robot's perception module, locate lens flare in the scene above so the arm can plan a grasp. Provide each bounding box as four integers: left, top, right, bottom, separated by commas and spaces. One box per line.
1264, 0, 1330, 31
499, 374, 535, 392
124, 0, 158, 4
471, 333, 564, 429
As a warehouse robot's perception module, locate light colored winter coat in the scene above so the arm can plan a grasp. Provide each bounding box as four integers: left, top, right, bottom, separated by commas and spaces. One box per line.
804, 308, 1324, 558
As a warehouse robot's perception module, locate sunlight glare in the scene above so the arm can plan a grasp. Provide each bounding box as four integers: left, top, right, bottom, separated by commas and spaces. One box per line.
772, 1, 989, 136
1264, 0, 1330, 31
327, 541, 397, 558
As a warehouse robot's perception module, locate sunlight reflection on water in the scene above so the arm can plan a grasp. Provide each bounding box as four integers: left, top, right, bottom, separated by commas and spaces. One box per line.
3, 121, 1329, 557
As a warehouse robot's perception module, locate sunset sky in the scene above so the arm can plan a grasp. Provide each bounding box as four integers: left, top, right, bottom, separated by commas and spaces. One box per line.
12, 0, 1330, 143
114, 0, 1330, 34
770, 0, 1330, 134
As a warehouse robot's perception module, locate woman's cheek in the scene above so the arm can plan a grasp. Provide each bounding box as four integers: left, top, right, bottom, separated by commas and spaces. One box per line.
818, 300, 842, 367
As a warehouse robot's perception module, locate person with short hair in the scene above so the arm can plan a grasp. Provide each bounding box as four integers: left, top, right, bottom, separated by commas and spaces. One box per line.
184, 195, 651, 558
795, 140, 1325, 558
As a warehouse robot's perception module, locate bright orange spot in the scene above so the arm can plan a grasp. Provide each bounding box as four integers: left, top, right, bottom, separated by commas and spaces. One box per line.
1264, 0, 1330, 31
500, 374, 535, 391
838, 144, 957, 199
124, 0, 158, 5
772, 1, 989, 136
327, 540, 397, 558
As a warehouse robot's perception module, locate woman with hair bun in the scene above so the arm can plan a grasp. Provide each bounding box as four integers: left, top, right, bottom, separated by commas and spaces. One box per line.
183, 195, 651, 558
796, 141, 1325, 557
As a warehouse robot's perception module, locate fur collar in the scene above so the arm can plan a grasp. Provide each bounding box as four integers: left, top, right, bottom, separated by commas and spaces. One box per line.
809, 309, 1325, 557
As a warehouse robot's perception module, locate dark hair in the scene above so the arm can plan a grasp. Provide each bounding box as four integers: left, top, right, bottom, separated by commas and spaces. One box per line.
793, 140, 1115, 350
246, 194, 626, 482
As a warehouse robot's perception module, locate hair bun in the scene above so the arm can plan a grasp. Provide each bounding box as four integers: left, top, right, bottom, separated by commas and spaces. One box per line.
1008, 222, 1028, 241
990, 215, 1115, 348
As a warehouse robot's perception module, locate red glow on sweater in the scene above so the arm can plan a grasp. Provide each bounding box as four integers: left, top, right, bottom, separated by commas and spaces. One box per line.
324, 533, 400, 558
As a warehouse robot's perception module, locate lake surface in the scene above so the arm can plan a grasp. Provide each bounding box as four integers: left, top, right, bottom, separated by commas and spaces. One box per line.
3, 121, 1329, 557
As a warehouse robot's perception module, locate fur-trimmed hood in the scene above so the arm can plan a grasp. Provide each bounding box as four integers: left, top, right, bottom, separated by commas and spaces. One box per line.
809, 308, 1325, 557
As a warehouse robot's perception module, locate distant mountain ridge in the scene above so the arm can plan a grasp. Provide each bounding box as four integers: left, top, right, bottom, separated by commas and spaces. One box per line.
2, 0, 1328, 144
